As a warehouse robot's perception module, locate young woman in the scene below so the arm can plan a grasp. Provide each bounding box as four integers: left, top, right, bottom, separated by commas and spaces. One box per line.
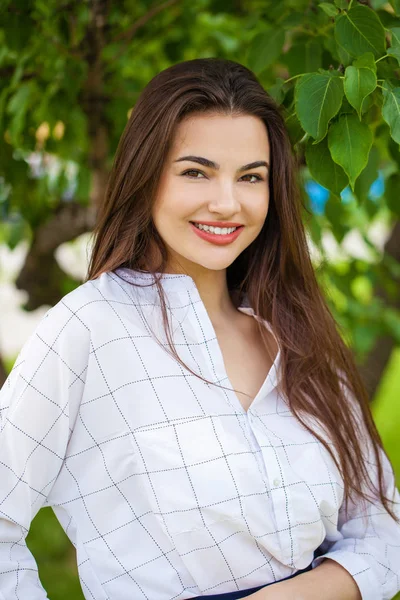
0, 58, 399, 600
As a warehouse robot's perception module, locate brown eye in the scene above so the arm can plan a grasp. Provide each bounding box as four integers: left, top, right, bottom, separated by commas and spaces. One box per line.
241, 174, 264, 184
181, 170, 264, 183
181, 169, 205, 179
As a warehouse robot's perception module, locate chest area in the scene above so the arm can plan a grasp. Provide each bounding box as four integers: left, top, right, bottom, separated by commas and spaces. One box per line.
215, 318, 277, 412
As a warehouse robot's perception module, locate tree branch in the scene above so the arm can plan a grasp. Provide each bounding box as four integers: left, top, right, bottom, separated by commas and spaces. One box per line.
15, 202, 96, 310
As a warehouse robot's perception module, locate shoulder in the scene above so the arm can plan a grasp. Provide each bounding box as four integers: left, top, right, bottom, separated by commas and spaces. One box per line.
41, 270, 127, 331
19, 271, 128, 361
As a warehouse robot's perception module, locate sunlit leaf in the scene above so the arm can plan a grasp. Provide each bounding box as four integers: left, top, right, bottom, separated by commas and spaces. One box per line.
388, 28, 400, 66
247, 28, 286, 75
305, 136, 348, 195
334, 5, 386, 59
382, 80, 400, 145
328, 113, 373, 190
319, 3, 339, 17
344, 65, 377, 119
295, 72, 344, 142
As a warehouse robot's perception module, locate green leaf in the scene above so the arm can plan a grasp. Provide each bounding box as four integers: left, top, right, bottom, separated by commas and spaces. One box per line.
285, 39, 323, 76
370, 0, 389, 9
1, 216, 30, 251
295, 72, 344, 142
384, 171, 400, 216
382, 80, 400, 144
328, 113, 373, 190
344, 65, 377, 119
285, 111, 305, 145
337, 40, 353, 67
324, 193, 350, 242
354, 145, 380, 208
267, 78, 286, 104
7, 82, 33, 116
305, 136, 348, 195
306, 209, 323, 248
387, 133, 400, 169
390, 0, 400, 16
319, 2, 339, 17
247, 28, 286, 75
353, 51, 377, 73
334, 5, 386, 59
334, 0, 348, 8
280, 12, 305, 29
387, 28, 400, 66
6, 81, 36, 145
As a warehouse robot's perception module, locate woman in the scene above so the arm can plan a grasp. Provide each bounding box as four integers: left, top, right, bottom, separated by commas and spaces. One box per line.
0, 58, 399, 600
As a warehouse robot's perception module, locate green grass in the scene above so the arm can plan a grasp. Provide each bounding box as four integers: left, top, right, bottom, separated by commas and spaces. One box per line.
372, 347, 400, 600
373, 347, 400, 483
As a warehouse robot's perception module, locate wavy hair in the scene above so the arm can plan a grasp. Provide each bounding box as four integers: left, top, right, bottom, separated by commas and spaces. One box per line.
86, 57, 399, 522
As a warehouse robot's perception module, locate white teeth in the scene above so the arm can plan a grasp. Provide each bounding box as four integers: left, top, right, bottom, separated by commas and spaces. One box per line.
193, 223, 238, 235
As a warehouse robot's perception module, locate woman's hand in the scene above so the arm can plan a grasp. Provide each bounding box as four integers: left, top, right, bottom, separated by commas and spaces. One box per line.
247, 559, 361, 600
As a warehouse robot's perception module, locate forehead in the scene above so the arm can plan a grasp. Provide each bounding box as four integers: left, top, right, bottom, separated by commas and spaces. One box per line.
170, 114, 270, 160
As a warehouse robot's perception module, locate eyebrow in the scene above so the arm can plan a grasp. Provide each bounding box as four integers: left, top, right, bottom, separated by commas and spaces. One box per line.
173, 155, 269, 173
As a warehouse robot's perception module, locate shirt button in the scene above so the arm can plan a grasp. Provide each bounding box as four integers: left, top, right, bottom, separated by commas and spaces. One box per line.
273, 478, 281, 487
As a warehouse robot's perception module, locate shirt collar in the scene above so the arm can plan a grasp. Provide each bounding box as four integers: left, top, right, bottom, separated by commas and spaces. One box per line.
114, 267, 278, 343
113, 268, 281, 391
115, 267, 199, 293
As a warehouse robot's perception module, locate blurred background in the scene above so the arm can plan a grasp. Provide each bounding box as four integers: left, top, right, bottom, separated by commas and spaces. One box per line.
1, 0, 400, 597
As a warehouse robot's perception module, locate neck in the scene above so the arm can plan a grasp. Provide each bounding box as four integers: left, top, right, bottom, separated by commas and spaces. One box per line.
166, 263, 239, 326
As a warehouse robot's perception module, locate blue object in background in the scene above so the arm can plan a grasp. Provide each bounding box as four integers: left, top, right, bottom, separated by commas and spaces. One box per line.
304, 180, 330, 215
368, 170, 384, 200
305, 170, 384, 214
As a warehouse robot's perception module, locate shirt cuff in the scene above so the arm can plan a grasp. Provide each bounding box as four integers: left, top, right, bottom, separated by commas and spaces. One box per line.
312, 549, 380, 600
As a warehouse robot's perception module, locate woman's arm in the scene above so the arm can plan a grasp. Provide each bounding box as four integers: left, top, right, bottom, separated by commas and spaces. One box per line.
252, 440, 400, 600
251, 558, 361, 600
0, 303, 90, 598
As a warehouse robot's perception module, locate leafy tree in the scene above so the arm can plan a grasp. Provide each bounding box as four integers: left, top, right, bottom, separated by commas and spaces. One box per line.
1, 0, 400, 398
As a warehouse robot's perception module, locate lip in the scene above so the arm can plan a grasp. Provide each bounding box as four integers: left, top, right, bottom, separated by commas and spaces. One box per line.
190, 222, 244, 245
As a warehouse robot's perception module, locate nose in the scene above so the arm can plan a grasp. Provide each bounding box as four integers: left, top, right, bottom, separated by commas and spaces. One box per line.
207, 180, 241, 216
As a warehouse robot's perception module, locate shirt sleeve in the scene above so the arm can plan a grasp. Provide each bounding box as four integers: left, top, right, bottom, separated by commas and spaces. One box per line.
312, 410, 400, 600
0, 301, 90, 599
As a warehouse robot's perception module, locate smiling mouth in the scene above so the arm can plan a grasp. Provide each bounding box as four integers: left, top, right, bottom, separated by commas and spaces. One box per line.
190, 222, 244, 231
189, 222, 245, 245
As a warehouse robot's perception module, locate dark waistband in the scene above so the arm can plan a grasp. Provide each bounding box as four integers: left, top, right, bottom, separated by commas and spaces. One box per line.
190, 561, 313, 599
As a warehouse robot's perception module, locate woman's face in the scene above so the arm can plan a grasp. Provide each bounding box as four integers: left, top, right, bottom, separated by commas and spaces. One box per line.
151, 113, 271, 276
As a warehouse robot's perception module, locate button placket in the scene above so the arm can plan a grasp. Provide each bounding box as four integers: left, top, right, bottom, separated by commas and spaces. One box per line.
249, 413, 298, 567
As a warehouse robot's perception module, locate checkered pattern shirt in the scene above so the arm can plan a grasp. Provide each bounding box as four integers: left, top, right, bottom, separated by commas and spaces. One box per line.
0, 268, 399, 600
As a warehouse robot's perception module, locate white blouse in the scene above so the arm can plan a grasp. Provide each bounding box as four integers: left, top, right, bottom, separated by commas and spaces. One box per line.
0, 268, 399, 600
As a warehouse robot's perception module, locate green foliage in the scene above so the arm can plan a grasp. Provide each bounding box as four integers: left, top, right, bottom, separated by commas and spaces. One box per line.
295, 72, 344, 143
335, 5, 386, 59
329, 113, 373, 190
0, 0, 399, 355
344, 61, 377, 119
26, 509, 84, 599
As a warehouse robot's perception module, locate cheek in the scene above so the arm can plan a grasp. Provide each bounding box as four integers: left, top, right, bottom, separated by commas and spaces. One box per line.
159, 181, 198, 213
248, 193, 269, 222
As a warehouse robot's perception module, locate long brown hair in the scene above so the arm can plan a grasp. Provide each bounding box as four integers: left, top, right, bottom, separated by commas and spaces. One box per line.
86, 57, 399, 522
